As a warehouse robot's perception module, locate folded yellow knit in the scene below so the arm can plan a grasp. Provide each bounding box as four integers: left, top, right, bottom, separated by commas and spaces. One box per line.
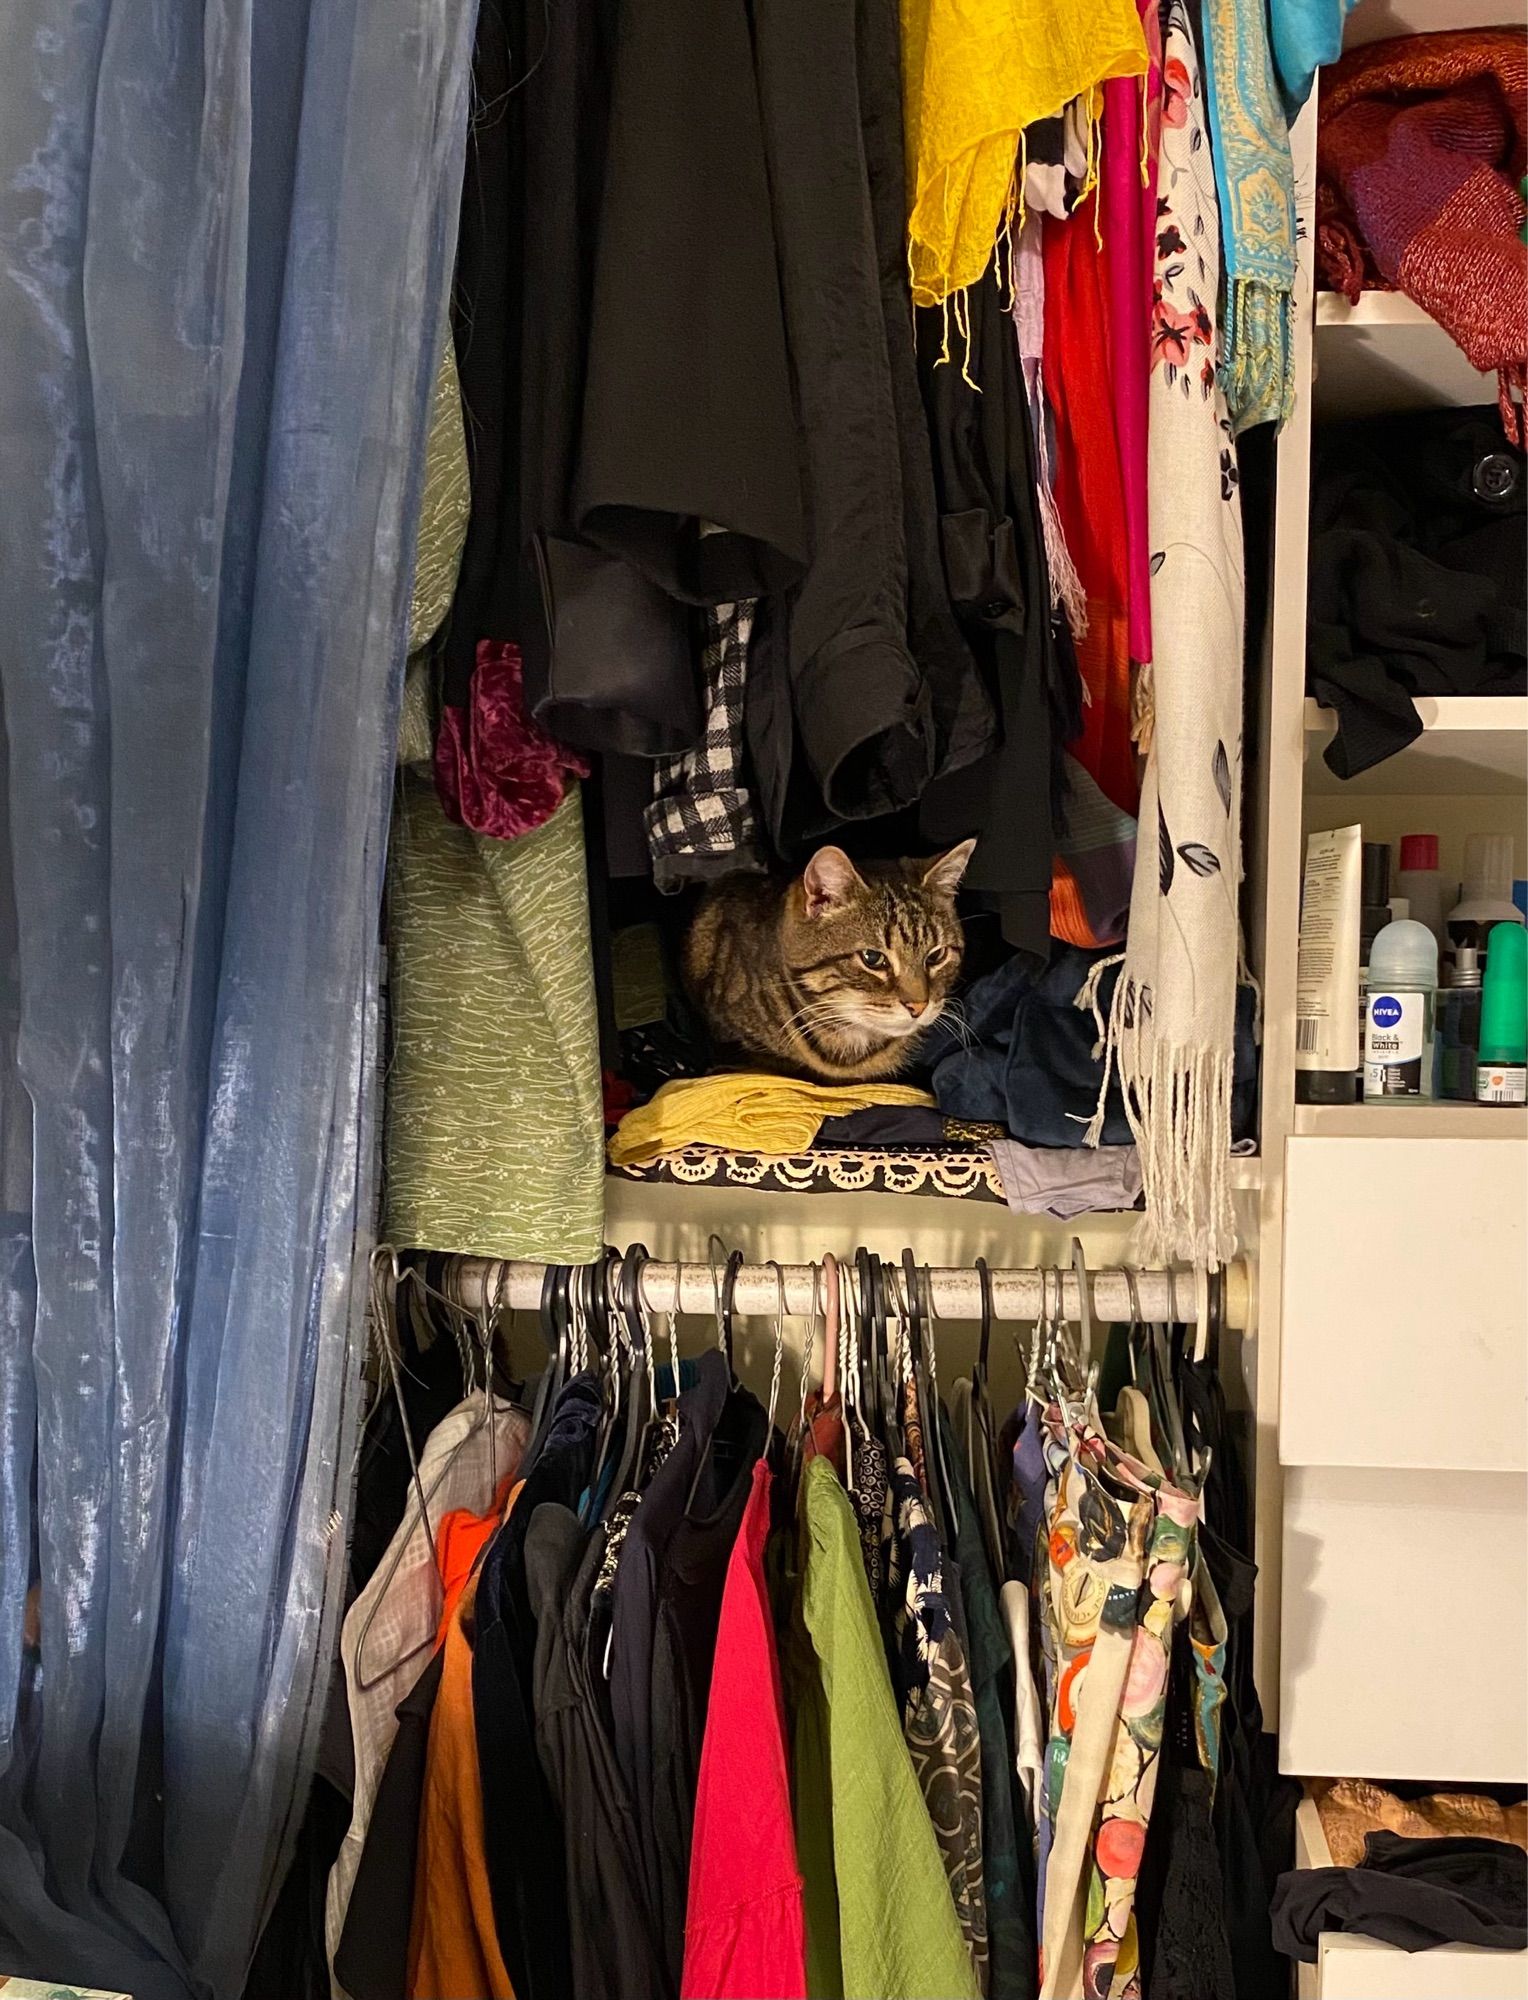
901, 0, 1147, 306
607, 1073, 937, 1168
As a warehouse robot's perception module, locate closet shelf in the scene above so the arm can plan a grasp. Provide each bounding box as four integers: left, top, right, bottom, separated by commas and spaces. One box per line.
1315, 290, 1436, 330
607, 1148, 1263, 1201
1293, 1103, 1528, 1141
1303, 696, 1528, 797
1310, 293, 1496, 419
608, 1145, 1007, 1204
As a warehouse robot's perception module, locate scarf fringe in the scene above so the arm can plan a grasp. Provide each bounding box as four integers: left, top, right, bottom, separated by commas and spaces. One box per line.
1131, 658, 1155, 756
1074, 962, 1240, 1268
1030, 357, 1091, 640
1220, 278, 1295, 436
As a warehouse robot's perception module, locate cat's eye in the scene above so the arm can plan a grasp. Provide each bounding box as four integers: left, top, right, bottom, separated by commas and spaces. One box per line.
926, 946, 948, 968
859, 948, 889, 971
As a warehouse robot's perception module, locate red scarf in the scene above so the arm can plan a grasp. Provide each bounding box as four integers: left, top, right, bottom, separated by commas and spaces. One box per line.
1318, 29, 1528, 441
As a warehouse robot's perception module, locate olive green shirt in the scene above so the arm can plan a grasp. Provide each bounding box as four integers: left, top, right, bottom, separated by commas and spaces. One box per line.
791, 1454, 981, 2000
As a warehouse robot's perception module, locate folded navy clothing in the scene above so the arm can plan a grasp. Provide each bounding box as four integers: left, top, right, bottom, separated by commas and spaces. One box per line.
1271, 1833, 1528, 1963
927, 947, 1259, 1148
814, 1105, 958, 1149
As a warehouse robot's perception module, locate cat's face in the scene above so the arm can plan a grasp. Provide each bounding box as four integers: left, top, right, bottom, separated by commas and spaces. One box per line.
781, 843, 974, 1058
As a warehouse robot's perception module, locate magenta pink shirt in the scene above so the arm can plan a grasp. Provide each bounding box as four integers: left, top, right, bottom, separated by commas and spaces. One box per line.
682, 1460, 806, 2000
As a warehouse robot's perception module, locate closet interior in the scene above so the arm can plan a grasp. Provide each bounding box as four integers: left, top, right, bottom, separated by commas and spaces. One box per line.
0, 0, 1523, 1994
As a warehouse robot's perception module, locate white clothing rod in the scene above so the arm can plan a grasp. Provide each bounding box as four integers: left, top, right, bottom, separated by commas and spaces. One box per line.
433, 1255, 1250, 1330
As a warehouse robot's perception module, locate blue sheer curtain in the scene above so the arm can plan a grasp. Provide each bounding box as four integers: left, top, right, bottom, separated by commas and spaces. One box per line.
0, 0, 474, 1989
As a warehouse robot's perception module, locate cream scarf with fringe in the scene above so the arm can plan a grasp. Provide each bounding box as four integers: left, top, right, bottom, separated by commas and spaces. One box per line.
1080, 0, 1245, 1268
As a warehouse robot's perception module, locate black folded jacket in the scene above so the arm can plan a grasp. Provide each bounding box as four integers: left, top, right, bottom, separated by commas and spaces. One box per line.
1271, 1832, 1528, 1963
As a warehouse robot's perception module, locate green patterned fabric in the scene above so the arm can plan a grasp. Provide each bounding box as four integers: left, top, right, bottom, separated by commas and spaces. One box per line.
408, 331, 470, 653
383, 773, 604, 1262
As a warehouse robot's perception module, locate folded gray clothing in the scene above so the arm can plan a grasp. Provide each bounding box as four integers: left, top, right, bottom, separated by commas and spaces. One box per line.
988, 1138, 1142, 1219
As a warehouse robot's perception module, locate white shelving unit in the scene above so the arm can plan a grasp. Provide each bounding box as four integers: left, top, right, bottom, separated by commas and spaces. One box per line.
1303, 696, 1528, 796
1253, 3, 1528, 1989
1292, 1101, 1528, 1140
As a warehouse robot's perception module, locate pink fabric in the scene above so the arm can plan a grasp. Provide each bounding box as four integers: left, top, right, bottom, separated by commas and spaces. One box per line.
1104, 72, 1155, 668
434, 640, 589, 839
682, 1461, 806, 2000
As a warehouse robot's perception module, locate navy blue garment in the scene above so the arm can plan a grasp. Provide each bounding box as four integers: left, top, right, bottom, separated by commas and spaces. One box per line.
928, 948, 1259, 1146
939, 1408, 1037, 2000
473, 1373, 602, 2000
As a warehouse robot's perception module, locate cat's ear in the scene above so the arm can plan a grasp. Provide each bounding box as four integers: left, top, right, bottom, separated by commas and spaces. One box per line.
922, 839, 977, 900
802, 845, 865, 919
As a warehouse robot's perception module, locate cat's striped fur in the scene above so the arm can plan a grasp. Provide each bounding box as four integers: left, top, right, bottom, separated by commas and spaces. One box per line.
682, 843, 974, 1083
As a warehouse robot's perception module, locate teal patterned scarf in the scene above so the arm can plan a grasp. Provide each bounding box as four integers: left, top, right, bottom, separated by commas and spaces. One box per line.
1201, 0, 1298, 432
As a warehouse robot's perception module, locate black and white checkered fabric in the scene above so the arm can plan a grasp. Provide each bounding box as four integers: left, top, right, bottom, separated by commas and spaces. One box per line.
646, 599, 766, 890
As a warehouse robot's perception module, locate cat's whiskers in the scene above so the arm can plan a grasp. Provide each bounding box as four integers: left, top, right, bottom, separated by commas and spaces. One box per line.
938, 997, 977, 1052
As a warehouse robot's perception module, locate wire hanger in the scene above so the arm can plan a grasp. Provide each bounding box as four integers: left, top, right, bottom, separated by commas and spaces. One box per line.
353, 1246, 502, 1693
706, 1234, 742, 1370
821, 1252, 840, 1405
764, 1259, 788, 1438
914, 1258, 959, 1535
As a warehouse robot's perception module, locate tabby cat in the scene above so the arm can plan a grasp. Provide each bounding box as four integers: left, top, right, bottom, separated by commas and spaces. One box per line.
682, 842, 975, 1083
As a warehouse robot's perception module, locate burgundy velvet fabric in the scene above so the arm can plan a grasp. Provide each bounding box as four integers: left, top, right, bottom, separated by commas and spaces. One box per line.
435, 641, 590, 839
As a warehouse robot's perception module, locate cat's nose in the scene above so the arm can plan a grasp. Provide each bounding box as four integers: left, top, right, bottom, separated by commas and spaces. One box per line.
903, 999, 926, 1018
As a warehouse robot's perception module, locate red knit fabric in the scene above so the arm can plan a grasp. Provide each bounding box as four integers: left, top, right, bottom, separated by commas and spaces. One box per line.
434, 640, 590, 839
1318, 30, 1528, 439
1043, 197, 1140, 946
682, 1461, 806, 2000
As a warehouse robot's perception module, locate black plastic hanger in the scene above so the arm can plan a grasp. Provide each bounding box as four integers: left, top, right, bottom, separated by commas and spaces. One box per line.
591, 1245, 646, 1517
719, 1249, 743, 1374
974, 1256, 993, 1391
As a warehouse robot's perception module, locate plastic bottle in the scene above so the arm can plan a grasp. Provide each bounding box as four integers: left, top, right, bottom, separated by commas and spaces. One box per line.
1446, 833, 1525, 974
1389, 897, 1410, 923
1437, 944, 1482, 1101
1476, 923, 1527, 1106
1364, 920, 1438, 1101
1395, 834, 1447, 955
1355, 842, 1393, 1088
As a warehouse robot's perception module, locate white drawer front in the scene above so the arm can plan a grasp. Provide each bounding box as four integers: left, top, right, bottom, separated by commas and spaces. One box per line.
1281, 1137, 1527, 1472
1311, 1937, 1528, 2000
1281, 1466, 1528, 1783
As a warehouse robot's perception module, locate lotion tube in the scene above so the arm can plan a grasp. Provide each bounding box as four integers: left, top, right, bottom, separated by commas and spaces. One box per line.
1295, 825, 1361, 1105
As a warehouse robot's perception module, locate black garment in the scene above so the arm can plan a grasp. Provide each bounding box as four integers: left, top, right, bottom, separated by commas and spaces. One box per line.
1178, 1352, 1301, 2000
648, 1384, 769, 1984
1272, 1834, 1528, 1961
607, 1349, 760, 1969
521, 0, 805, 758
575, 0, 805, 609
856, 0, 993, 798
527, 1505, 672, 2000
941, 1409, 1037, 2000
243, 1770, 351, 2000
1135, 1625, 1235, 2000
444, 0, 523, 709
815, 1105, 963, 1149
473, 1375, 603, 2000
916, 276, 1082, 962
747, 0, 933, 831
333, 1648, 445, 2000
246, 1324, 456, 1999
1308, 407, 1526, 778
348, 1309, 467, 1595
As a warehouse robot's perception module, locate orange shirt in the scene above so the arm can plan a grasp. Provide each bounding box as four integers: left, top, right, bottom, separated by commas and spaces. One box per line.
434, 1474, 518, 1646
408, 1572, 515, 1997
